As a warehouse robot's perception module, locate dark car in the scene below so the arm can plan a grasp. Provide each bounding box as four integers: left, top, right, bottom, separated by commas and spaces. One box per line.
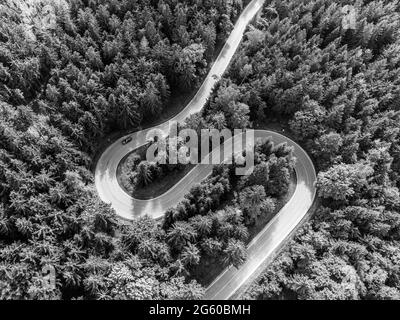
121, 136, 133, 145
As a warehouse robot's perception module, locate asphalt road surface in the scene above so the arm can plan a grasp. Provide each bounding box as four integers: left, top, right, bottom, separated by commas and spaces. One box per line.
95, 0, 317, 299
203, 130, 316, 300
95, 0, 267, 220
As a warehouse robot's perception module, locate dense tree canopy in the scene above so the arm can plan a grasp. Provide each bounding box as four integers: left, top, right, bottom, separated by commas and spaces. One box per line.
1, 0, 244, 153
3, 0, 400, 301
0, 0, 245, 300
229, 0, 400, 300
161, 135, 295, 282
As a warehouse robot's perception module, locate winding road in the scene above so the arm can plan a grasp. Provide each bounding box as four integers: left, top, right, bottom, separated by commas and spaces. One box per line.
95, 0, 317, 300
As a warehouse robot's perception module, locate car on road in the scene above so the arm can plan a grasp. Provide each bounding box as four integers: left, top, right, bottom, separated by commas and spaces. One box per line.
121, 136, 133, 145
